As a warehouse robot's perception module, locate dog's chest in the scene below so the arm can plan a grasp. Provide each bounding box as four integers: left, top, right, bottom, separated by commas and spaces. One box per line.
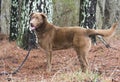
36, 30, 55, 50
36, 32, 49, 46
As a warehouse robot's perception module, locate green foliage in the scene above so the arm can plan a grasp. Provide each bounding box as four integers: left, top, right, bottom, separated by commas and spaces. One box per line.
51, 70, 108, 82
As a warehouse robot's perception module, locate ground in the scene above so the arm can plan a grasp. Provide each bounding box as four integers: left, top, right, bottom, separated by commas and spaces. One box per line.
0, 35, 120, 82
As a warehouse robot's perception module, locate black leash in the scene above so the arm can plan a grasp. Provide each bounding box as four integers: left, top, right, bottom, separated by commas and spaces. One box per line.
97, 35, 119, 50
0, 48, 31, 75
0, 30, 37, 76
97, 35, 110, 48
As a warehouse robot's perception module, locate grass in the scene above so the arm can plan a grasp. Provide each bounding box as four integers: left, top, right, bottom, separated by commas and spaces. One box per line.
50, 70, 114, 82
0, 69, 113, 82
51, 70, 100, 82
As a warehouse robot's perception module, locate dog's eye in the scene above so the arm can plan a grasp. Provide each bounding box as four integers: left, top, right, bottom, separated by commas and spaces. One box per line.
35, 17, 39, 19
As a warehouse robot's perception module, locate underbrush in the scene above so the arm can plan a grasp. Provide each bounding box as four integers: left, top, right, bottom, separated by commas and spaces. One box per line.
50, 70, 112, 82
1, 70, 112, 82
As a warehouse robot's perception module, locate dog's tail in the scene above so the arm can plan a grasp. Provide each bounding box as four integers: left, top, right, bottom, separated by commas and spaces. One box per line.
87, 22, 118, 37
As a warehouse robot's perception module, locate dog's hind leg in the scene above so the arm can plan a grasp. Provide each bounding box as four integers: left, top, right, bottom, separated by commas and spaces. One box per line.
75, 48, 89, 72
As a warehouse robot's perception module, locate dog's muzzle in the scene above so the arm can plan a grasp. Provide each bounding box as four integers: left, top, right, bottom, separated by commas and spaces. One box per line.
30, 23, 36, 30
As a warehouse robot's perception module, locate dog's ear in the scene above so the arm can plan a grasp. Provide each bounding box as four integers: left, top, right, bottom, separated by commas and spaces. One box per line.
40, 13, 47, 19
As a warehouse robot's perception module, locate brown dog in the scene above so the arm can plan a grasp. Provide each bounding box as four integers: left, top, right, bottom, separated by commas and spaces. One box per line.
30, 12, 118, 72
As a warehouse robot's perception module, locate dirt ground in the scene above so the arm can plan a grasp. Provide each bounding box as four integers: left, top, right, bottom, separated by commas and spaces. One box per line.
0, 35, 120, 82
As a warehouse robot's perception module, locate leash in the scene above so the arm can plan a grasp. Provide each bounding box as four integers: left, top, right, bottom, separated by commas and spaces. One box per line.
97, 35, 110, 48
0, 30, 37, 76
0, 48, 31, 75
97, 35, 119, 51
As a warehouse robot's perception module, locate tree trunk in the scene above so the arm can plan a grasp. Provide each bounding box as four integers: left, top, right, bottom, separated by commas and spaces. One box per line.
79, 0, 97, 44
97, 0, 119, 29
0, 0, 2, 33
102, 0, 118, 29
10, 0, 19, 40
9, 0, 53, 49
96, 0, 106, 29
0, 0, 11, 35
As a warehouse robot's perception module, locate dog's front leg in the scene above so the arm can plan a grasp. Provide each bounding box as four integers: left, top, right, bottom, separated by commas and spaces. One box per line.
46, 50, 52, 72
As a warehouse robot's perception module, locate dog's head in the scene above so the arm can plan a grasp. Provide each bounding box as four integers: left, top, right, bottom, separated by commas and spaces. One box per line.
30, 12, 47, 30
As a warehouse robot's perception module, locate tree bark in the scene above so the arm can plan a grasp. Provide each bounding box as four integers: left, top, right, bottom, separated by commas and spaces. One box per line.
15, 0, 53, 49
1, 0, 11, 35
102, 0, 118, 29
79, 0, 97, 44
10, 0, 19, 40
0, 0, 1, 32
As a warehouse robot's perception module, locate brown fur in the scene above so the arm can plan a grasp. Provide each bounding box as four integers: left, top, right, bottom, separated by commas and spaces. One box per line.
30, 12, 118, 72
